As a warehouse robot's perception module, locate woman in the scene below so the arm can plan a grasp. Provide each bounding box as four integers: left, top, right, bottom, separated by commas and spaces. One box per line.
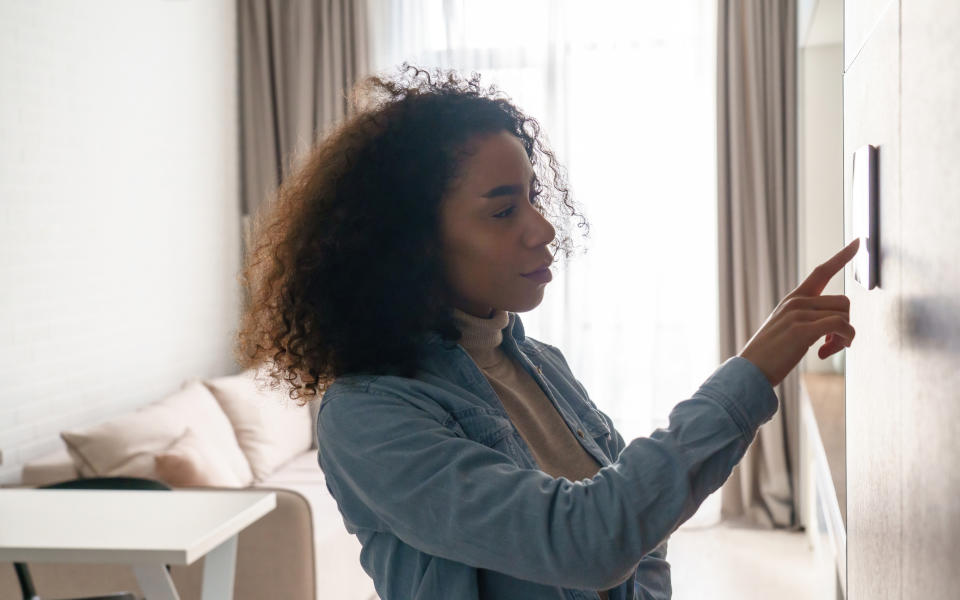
235, 65, 858, 600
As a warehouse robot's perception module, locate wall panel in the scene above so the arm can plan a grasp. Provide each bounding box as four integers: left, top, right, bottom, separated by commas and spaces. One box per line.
842, 3, 902, 599
899, 1, 960, 597
844, 0, 896, 70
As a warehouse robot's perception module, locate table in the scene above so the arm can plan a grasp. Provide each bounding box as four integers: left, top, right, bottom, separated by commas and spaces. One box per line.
0, 489, 276, 600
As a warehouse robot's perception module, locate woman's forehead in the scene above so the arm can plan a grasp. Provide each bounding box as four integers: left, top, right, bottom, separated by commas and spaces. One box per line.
456, 131, 533, 188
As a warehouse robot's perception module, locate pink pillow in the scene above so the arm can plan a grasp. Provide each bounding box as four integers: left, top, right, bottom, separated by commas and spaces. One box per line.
155, 427, 245, 488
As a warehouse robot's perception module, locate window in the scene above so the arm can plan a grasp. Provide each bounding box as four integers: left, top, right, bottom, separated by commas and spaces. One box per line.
369, 0, 720, 525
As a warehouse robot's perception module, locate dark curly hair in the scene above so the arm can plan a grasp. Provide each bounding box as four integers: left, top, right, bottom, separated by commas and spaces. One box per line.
234, 64, 588, 403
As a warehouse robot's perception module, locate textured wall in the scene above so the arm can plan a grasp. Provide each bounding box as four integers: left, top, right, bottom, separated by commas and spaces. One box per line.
898, 0, 960, 596
0, 0, 242, 484
843, 3, 902, 597
844, 0, 960, 598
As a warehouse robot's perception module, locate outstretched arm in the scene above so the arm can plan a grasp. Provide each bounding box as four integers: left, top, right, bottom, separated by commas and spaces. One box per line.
317, 356, 776, 592
634, 538, 671, 599
600, 411, 671, 599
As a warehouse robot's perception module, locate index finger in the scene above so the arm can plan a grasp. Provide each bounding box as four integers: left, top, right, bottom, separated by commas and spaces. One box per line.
791, 237, 860, 298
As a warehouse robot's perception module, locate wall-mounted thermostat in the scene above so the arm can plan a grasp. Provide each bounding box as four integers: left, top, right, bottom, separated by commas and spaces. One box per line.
849, 145, 879, 289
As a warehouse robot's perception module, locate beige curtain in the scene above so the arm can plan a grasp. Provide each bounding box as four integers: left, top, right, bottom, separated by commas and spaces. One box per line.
717, 0, 800, 530
238, 0, 370, 221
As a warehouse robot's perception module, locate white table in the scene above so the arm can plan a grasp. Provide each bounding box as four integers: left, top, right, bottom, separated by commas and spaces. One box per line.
0, 489, 276, 600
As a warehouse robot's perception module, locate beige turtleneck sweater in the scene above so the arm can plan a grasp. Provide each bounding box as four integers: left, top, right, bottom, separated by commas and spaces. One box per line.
452, 308, 611, 599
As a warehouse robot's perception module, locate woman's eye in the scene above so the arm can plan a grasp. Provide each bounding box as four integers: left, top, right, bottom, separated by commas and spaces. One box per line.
493, 189, 539, 218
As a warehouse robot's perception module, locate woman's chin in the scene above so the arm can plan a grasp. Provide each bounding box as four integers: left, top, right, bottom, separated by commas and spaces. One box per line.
506, 290, 546, 313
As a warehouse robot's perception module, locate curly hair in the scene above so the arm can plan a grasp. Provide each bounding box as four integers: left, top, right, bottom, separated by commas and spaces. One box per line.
234, 64, 588, 403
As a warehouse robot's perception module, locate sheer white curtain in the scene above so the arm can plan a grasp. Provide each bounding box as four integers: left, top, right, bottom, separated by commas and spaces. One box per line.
368, 0, 720, 526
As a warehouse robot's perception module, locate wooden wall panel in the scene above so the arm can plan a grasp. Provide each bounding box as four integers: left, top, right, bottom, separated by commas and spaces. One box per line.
844, 0, 896, 71
842, 3, 902, 599
899, 1, 960, 597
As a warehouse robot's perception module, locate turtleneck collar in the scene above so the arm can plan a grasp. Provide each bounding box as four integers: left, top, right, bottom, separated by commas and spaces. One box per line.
451, 307, 511, 350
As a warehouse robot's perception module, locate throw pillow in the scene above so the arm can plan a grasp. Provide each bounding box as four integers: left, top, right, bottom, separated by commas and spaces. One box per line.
60, 381, 254, 485
203, 368, 313, 481
155, 427, 245, 487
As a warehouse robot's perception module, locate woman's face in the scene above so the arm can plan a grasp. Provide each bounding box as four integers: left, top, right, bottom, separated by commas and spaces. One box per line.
439, 130, 557, 318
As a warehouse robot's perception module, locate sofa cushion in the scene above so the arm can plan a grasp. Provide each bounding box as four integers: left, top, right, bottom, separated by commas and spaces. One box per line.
254, 449, 320, 484
20, 447, 79, 487
203, 369, 313, 481
155, 427, 246, 487
60, 381, 254, 485
255, 449, 377, 600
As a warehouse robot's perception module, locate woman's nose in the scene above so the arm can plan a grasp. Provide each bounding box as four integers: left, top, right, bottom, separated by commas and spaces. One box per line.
524, 208, 556, 248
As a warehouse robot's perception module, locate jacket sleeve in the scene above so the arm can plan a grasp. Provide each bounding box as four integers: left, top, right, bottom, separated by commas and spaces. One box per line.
633, 539, 671, 600
602, 404, 672, 599
317, 356, 777, 591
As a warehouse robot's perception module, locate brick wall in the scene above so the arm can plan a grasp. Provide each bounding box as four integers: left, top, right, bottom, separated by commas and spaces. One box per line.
0, 0, 243, 484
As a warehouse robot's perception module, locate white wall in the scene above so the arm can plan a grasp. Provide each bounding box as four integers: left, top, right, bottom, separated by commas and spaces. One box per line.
0, 0, 242, 484
798, 42, 844, 374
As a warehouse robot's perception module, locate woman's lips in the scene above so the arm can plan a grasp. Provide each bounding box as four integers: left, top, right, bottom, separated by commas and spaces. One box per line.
521, 267, 552, 284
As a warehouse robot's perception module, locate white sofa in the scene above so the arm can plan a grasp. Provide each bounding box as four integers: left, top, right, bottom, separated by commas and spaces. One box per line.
0, 370, 378, 600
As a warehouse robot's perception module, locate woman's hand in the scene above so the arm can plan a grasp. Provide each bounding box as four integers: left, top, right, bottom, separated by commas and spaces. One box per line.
739, 238, 860, 387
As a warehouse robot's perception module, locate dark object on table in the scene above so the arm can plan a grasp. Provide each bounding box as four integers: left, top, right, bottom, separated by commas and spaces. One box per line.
14, 476, 172, 600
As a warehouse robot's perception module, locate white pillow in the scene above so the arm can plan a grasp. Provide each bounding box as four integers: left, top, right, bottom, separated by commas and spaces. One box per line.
155, 427, 245, 488
60, 381, 254, 486
202, 368, 313, 481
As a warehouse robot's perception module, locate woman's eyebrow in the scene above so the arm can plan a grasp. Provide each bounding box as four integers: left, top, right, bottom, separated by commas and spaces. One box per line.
481, 184, 524, 199
480, 174, 536, 199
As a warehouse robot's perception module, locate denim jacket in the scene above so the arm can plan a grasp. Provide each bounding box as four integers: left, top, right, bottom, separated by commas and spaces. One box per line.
316, 312, 779, 600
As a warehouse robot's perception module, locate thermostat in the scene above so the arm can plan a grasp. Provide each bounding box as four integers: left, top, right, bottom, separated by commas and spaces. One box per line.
849, 145, 878, 289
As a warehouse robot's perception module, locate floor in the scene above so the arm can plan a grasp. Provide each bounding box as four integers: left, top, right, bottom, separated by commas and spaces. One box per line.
668, 522, 837, 600
354, 522, 833, 600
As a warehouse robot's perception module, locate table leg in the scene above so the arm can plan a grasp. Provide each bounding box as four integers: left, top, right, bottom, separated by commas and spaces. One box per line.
201, 534, 238, 600
133, 564, 180, 600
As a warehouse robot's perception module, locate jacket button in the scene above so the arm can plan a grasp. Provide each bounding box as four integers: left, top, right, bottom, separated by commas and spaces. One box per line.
576, 429, 584, 438
536, 365, 543, 375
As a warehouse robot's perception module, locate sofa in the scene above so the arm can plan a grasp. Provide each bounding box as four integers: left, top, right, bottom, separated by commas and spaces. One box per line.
0, 368, 378, 600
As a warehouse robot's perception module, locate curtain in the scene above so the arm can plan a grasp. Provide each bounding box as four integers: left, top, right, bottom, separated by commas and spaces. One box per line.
237, 0, 370, 443
237, 0, 370, 227
717, 0, 800, 530
367, 0, 722, 527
